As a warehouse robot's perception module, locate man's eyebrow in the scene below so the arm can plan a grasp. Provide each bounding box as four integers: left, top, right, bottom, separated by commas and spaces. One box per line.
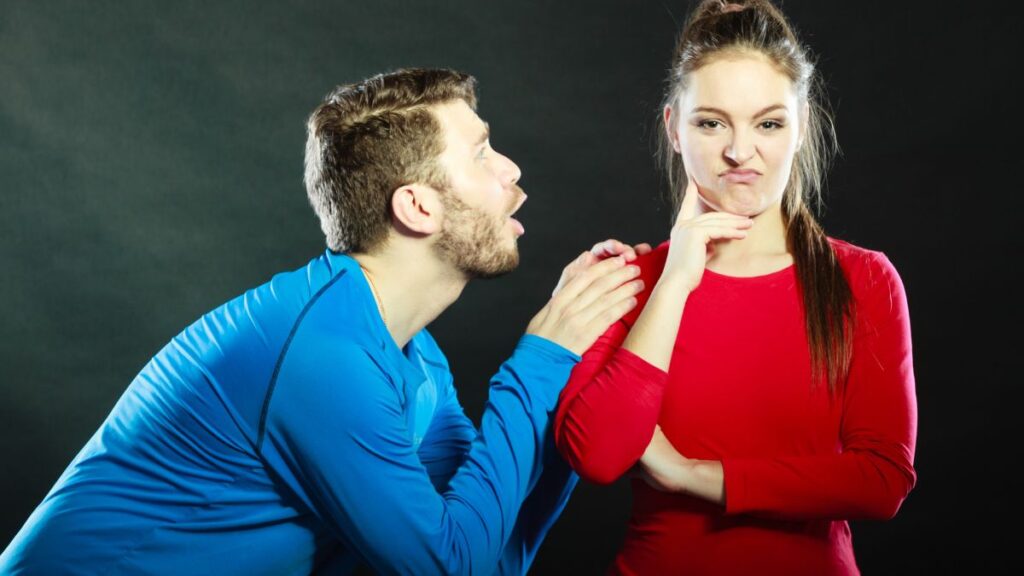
475, 122, 490, 146
691, 104, 788, 117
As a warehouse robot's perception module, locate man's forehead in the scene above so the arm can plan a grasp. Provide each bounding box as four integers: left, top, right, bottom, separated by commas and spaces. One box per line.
434, 100, 488, 145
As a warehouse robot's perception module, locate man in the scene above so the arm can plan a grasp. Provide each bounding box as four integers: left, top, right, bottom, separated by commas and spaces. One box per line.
0, 68, 644, 575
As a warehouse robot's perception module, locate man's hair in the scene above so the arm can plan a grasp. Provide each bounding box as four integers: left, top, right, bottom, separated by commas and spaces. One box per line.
303, 68, 478, 253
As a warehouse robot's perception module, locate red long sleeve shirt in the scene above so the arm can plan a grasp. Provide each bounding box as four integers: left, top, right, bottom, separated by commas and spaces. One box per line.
554, 239, 917, 576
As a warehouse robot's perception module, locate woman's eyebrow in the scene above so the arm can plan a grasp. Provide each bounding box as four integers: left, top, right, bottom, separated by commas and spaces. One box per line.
690, 104, 788, 117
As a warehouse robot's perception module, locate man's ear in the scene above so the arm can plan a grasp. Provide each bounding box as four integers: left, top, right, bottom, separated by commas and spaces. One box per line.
391, 183, 443, 235
664, 105, 682, 153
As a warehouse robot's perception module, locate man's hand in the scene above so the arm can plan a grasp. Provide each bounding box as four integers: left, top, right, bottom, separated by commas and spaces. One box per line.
527, 249, 644, 356
547, 239, 652, 298
589, 239, 653, 263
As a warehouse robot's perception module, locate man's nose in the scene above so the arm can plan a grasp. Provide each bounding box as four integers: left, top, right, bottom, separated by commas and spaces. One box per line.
496, 151, 521, 185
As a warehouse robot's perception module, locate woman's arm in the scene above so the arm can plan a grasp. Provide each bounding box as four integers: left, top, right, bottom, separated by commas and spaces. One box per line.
636, 252, 917, 521
555, 180, 754, 484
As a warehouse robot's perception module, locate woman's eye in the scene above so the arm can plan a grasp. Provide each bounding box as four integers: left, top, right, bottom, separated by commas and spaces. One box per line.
697, 119, 722, 129
759, 120, 784, 130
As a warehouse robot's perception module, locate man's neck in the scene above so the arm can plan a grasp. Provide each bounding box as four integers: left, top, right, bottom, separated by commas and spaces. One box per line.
351, 247, 468, 349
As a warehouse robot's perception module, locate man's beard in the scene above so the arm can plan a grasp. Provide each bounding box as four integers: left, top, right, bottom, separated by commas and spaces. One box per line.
433, 185, 524, 279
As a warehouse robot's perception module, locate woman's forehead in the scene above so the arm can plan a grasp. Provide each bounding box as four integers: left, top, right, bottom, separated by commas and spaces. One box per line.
682, 54, 798, 114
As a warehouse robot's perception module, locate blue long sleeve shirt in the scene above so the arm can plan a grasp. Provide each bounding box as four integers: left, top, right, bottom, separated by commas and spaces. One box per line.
1, 251, 580, 575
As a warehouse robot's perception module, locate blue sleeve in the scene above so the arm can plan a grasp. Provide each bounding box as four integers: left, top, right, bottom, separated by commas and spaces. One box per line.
494, 442, 578, 576
415, 372, 475, 494
417, 363, 579, 576
261, 333, 579, 576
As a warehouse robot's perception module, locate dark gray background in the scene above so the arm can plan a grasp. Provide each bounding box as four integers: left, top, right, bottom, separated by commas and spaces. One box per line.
1, 1, 1016, 573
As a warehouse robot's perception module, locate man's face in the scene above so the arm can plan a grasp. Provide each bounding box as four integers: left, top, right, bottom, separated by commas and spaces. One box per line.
431, 100, 526, 279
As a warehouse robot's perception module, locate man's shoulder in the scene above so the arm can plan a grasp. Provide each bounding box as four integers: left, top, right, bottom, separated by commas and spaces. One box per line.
410, 329, 452, 375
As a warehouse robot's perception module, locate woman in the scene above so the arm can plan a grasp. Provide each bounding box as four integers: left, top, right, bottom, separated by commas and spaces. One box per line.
553, 1, 917, 574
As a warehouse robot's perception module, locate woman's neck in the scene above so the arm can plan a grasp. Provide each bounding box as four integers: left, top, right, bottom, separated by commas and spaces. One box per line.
705, 203, 792, 277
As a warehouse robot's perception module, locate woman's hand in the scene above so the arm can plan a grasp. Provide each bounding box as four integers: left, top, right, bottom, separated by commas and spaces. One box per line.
662, 176, 753, 292
635, 426, 692, 493
634, 426, 725, 505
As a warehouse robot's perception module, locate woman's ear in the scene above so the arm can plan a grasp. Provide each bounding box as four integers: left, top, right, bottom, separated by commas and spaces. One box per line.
664, 105, 682, 153
797, 101, 810, 151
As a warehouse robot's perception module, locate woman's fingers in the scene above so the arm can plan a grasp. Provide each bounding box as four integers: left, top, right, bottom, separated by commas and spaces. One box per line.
676, 175, 701, 221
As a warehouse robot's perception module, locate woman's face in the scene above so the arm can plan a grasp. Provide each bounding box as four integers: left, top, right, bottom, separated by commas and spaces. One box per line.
668, 52, 804, 218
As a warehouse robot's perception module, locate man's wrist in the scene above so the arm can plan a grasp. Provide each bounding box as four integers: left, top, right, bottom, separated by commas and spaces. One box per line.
516, 334, 582, 364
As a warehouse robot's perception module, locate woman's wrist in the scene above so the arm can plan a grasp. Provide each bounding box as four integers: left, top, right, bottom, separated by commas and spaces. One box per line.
686, 459, 725, 505
651, 270, 692, 297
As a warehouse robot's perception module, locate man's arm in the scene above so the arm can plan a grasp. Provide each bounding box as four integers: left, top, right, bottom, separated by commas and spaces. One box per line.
259, 251, 638, 574
417, 361, 578, 575
261, 335, 576, 575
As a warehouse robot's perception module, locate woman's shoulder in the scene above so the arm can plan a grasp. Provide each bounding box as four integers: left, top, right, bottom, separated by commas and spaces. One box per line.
829, 235, 899, 269
620, 240, 670, 326
828, 237, 907, 308
635, 240, 671, 279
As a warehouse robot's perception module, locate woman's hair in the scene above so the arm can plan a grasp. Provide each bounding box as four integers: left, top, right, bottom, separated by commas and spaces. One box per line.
659, 0, 854, 393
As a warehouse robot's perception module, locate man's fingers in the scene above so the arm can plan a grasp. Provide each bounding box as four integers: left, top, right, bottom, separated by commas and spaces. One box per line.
633, 243, 653, 256
577, 278, 644, 328
553, 254, 630, 304
569, 263, 643, 318
552, 251, 593, 297
566, 258, 641, 312
591, 239, 638, 262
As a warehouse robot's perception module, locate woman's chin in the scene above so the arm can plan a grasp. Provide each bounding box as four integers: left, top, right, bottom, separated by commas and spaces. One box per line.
720, 193, 779, 218
719, 202, 763, 218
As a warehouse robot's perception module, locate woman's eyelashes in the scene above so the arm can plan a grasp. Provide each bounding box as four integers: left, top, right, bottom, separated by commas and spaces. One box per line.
692, 118, 787, 132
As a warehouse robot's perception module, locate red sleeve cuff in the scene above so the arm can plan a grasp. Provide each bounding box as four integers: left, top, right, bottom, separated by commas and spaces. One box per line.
721, 457, 750, 515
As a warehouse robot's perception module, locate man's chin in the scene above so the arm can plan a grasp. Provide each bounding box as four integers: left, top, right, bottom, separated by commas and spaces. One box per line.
465, 250, 519, 280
